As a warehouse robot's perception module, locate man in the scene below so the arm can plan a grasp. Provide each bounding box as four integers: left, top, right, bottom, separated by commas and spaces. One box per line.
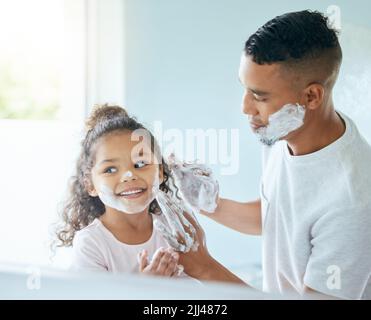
178, 10, 371, 299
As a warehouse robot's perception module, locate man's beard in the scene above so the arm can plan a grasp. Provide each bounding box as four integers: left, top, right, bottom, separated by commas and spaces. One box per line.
251, 103, 306, 146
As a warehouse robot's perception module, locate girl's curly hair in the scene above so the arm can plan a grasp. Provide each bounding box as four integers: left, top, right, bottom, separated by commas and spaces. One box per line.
55, 104, 178, 247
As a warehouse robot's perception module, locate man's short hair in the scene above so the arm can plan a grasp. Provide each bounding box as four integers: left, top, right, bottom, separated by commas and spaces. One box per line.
244, 10, 342, 86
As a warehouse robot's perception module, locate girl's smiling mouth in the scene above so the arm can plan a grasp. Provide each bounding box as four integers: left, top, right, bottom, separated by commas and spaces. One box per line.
116, 187, 147, 199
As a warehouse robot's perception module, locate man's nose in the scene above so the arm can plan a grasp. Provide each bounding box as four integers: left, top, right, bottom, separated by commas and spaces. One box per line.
242, 92, 258, 116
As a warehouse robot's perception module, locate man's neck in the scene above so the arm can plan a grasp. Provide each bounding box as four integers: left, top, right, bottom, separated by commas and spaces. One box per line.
286, 104, 346, 156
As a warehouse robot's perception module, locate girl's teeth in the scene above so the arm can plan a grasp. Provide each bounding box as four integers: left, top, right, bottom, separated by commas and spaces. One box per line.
120, 189, 143, 196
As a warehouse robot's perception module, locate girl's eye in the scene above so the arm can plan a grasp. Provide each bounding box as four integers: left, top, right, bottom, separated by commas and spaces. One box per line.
134, 160, 147, 169
104, 167, 118, 174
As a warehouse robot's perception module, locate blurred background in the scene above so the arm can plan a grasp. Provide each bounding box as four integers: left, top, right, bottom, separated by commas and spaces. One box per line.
1, 0, 370, 288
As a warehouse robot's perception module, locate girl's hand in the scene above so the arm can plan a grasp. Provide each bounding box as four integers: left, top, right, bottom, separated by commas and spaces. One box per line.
138, 247, 180, 277
167, 153, 219, 213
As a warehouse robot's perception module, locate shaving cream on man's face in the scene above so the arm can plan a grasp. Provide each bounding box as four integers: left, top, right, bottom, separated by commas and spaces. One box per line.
250, 103, 306, 146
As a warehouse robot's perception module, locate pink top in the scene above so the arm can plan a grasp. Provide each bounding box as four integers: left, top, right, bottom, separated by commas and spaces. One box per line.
71, 216, 190, 279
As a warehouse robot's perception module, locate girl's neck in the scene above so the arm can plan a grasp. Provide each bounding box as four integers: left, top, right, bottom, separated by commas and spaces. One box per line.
100, 207, 152, 233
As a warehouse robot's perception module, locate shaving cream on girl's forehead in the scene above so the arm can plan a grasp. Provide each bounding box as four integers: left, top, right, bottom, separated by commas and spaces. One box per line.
252, 103, 306, 146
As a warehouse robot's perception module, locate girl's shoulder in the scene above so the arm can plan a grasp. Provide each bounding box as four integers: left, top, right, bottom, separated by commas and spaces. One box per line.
73, 219, 106, 247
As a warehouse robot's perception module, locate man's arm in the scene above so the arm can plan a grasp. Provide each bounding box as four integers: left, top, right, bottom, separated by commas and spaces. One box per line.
194, 255, 250, 285
179, 212, 255, 288
200, 198, 262, 235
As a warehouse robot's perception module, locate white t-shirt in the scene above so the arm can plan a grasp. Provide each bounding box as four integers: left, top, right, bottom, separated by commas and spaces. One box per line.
71, 215, 189, 279
261, 111, 371, 300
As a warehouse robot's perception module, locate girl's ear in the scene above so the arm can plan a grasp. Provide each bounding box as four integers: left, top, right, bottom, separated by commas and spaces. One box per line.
88, 187, 98, 197
158, 164, 164, 184
84, 177, 98, 197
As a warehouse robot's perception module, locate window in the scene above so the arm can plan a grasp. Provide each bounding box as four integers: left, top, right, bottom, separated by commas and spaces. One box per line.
0, 0, 63, 120
0, 0, 87, 268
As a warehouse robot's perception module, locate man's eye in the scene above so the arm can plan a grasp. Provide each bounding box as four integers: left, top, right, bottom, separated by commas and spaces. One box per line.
104, 167, 117, 174
134, 160, 147, 169
253, 95, 266, 102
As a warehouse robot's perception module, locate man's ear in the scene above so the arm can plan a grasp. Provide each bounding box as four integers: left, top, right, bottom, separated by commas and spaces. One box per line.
303, 83, 325, 110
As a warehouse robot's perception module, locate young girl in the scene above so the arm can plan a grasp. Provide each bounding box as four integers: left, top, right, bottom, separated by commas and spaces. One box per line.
56, 104, 183, 277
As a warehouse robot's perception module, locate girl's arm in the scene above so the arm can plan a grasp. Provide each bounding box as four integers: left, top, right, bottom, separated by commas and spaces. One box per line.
200, 198, 262, 235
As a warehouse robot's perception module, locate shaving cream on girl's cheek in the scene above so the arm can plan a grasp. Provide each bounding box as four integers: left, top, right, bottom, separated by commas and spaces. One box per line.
251, 103, 306, 146
97, 172, 161, 214
98, 184, 129, 212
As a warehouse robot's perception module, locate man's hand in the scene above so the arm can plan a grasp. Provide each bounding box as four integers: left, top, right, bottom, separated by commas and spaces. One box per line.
176, 211, 212, 279
178, 212, 247, 285
153, 189, 213, 278
153, 190, 246, 285
154, 190, 199, 253
167, 154, 219, 213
